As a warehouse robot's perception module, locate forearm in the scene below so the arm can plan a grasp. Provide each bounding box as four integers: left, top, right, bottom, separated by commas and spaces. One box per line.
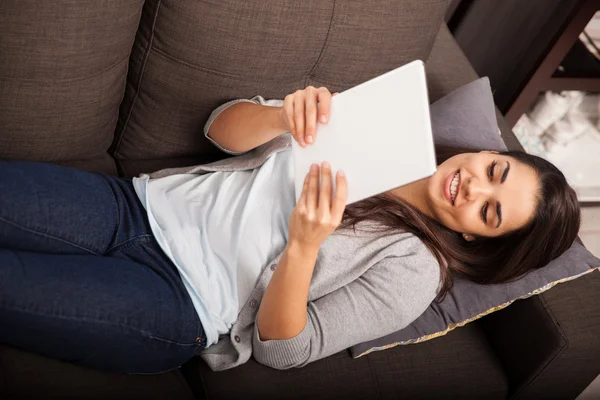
208, 102, 288, 153
256, 241, 319, 340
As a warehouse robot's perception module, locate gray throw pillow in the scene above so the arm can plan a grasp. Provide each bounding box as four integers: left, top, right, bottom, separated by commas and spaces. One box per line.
350, 78, 600, 358
430, 77, 506, 151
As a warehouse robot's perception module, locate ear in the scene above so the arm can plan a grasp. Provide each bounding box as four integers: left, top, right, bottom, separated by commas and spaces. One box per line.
462, 233, 475, 242
479, 150, 499, 154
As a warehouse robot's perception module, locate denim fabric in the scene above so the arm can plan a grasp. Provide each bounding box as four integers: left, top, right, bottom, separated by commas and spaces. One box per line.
0, 161, 206, 374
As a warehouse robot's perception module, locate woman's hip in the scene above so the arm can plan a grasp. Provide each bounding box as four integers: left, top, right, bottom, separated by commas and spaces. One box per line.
0, 247, 206, 374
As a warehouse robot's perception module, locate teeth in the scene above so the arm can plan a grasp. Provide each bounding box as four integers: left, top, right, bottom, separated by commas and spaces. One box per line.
450, 172, 459, 202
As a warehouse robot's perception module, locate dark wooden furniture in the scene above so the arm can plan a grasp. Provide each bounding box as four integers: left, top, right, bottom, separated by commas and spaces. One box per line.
451, 0, 600, 127
506, 0, 600, 126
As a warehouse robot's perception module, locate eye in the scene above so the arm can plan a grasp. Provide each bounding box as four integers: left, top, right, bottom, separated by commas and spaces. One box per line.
488, 160, 497, 181
481, 202, 488, 224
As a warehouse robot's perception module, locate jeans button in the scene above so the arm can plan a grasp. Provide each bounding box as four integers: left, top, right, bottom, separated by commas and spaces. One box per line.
195, 337, 202, 344
250, 299, 258, 308
234, 335, 241, 343
270, 264, 277, 271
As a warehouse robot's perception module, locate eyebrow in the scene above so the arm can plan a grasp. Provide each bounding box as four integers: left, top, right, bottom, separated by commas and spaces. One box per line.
496, 202, 502, 228
501, 161, 510, 183
495, 161, 510, 228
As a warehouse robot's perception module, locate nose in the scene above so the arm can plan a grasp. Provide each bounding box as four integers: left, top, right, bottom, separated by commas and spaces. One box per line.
465, 177, 493, 201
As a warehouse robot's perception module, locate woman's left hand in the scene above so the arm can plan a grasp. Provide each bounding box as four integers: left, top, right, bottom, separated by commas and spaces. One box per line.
287, 162, 347, 251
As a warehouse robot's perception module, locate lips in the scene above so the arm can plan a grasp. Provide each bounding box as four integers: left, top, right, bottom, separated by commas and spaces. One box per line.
444, 170, 459, 205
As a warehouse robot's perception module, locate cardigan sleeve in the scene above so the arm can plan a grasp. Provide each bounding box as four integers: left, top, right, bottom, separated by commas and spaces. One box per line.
203, 96, 285, 155
251, 254, 441, 370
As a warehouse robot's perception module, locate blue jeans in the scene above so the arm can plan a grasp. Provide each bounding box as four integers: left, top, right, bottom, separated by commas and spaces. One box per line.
0, 161, 206, 374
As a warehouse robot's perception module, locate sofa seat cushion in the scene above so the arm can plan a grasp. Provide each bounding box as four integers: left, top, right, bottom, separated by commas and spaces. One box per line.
0, 344, 194, 400
183, 322, 507, 400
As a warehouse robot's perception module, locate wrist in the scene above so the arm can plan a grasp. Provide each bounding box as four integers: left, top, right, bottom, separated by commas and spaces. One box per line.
286, 240, 320, 259
273, 106, 289, 133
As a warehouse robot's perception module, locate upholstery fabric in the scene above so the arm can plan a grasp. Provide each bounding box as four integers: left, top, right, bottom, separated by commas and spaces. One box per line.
56, 156, 122, 175
185, 322, 507, 400
0, 0, 145, 174
429, 77, 506, 150
117, 156, 210, 178
0, 344, 195, 400
479, 270, 600, 399
425, 25, 524, 152
112, 0, 448, 161
425, 24, 479, 103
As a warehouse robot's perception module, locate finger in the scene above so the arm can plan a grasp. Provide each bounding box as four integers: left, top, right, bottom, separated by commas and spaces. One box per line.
293, 92, 306, 147
283, 95, 296, 139
306, 163, 319, 210
318, 161, 332, 211
298, 172, 310, 207
317, 88, 332, 125
304, 87, 317, 145
330, 170, 347, 222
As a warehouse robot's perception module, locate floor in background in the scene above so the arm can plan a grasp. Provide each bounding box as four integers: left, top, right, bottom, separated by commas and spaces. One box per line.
575, 204, 600, 400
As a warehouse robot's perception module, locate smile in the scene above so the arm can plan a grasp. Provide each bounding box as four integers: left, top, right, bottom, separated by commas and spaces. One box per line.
444, 170, 460, 205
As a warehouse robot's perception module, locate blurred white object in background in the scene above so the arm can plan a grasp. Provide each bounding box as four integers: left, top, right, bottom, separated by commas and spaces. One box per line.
544, 125, 600, 202
542, 107, 596, 150
527, 91, 584, 135
515, 90, 600, 202
576, 93, 600, 127
512, 114, 548, 157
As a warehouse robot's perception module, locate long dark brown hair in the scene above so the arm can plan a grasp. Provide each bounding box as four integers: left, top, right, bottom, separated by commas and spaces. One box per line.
340, 146, 581, 303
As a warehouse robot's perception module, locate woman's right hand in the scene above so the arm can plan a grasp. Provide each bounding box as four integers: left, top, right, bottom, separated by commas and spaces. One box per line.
287, 161, 347, 252
280, 86, 339, 148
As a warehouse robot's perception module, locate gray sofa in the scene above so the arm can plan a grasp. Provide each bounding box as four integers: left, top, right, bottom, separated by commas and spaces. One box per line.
1, 1, 599, 399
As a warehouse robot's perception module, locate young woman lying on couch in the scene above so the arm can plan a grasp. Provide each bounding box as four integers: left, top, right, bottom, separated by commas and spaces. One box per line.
0, 86, 580, 373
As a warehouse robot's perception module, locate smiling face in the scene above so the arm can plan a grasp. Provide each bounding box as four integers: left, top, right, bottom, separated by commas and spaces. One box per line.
426, 151, 540, 238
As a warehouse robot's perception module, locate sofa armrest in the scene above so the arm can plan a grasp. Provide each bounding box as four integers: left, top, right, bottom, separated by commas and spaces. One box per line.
426, 24, 524, 152
478, 270, 600, 400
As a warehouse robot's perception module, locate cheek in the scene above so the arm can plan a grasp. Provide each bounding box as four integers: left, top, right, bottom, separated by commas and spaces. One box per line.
444, 206, 471, 232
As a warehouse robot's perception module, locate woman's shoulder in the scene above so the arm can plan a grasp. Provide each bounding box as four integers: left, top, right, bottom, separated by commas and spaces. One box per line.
335, 220, 433, 253
369, 234, 442, 298
331, 222, 439, 270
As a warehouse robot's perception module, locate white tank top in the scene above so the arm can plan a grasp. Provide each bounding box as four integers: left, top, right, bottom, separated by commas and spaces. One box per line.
133, 149, 295, 347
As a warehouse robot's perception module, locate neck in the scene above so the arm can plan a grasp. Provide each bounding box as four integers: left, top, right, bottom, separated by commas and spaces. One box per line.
385, 177, 435, 219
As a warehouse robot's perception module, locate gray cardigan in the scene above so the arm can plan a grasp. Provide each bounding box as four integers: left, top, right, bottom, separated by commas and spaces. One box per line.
147, 96, 441, 371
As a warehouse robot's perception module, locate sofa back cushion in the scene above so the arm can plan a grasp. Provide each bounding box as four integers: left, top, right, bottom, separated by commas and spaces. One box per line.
112, 0, 449, 162
0, 0, 145, 174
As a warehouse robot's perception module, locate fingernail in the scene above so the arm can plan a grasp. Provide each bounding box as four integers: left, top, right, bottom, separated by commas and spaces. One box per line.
320, 115, 327, 123
306, 135, 313, 143
338, 170, 345, 177
322, 161, 330, 169
299, 139, 305, 146
311, 163, 318, 171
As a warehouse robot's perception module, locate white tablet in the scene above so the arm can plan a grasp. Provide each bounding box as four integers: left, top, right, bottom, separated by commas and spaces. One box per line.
292, 60, 436, 205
